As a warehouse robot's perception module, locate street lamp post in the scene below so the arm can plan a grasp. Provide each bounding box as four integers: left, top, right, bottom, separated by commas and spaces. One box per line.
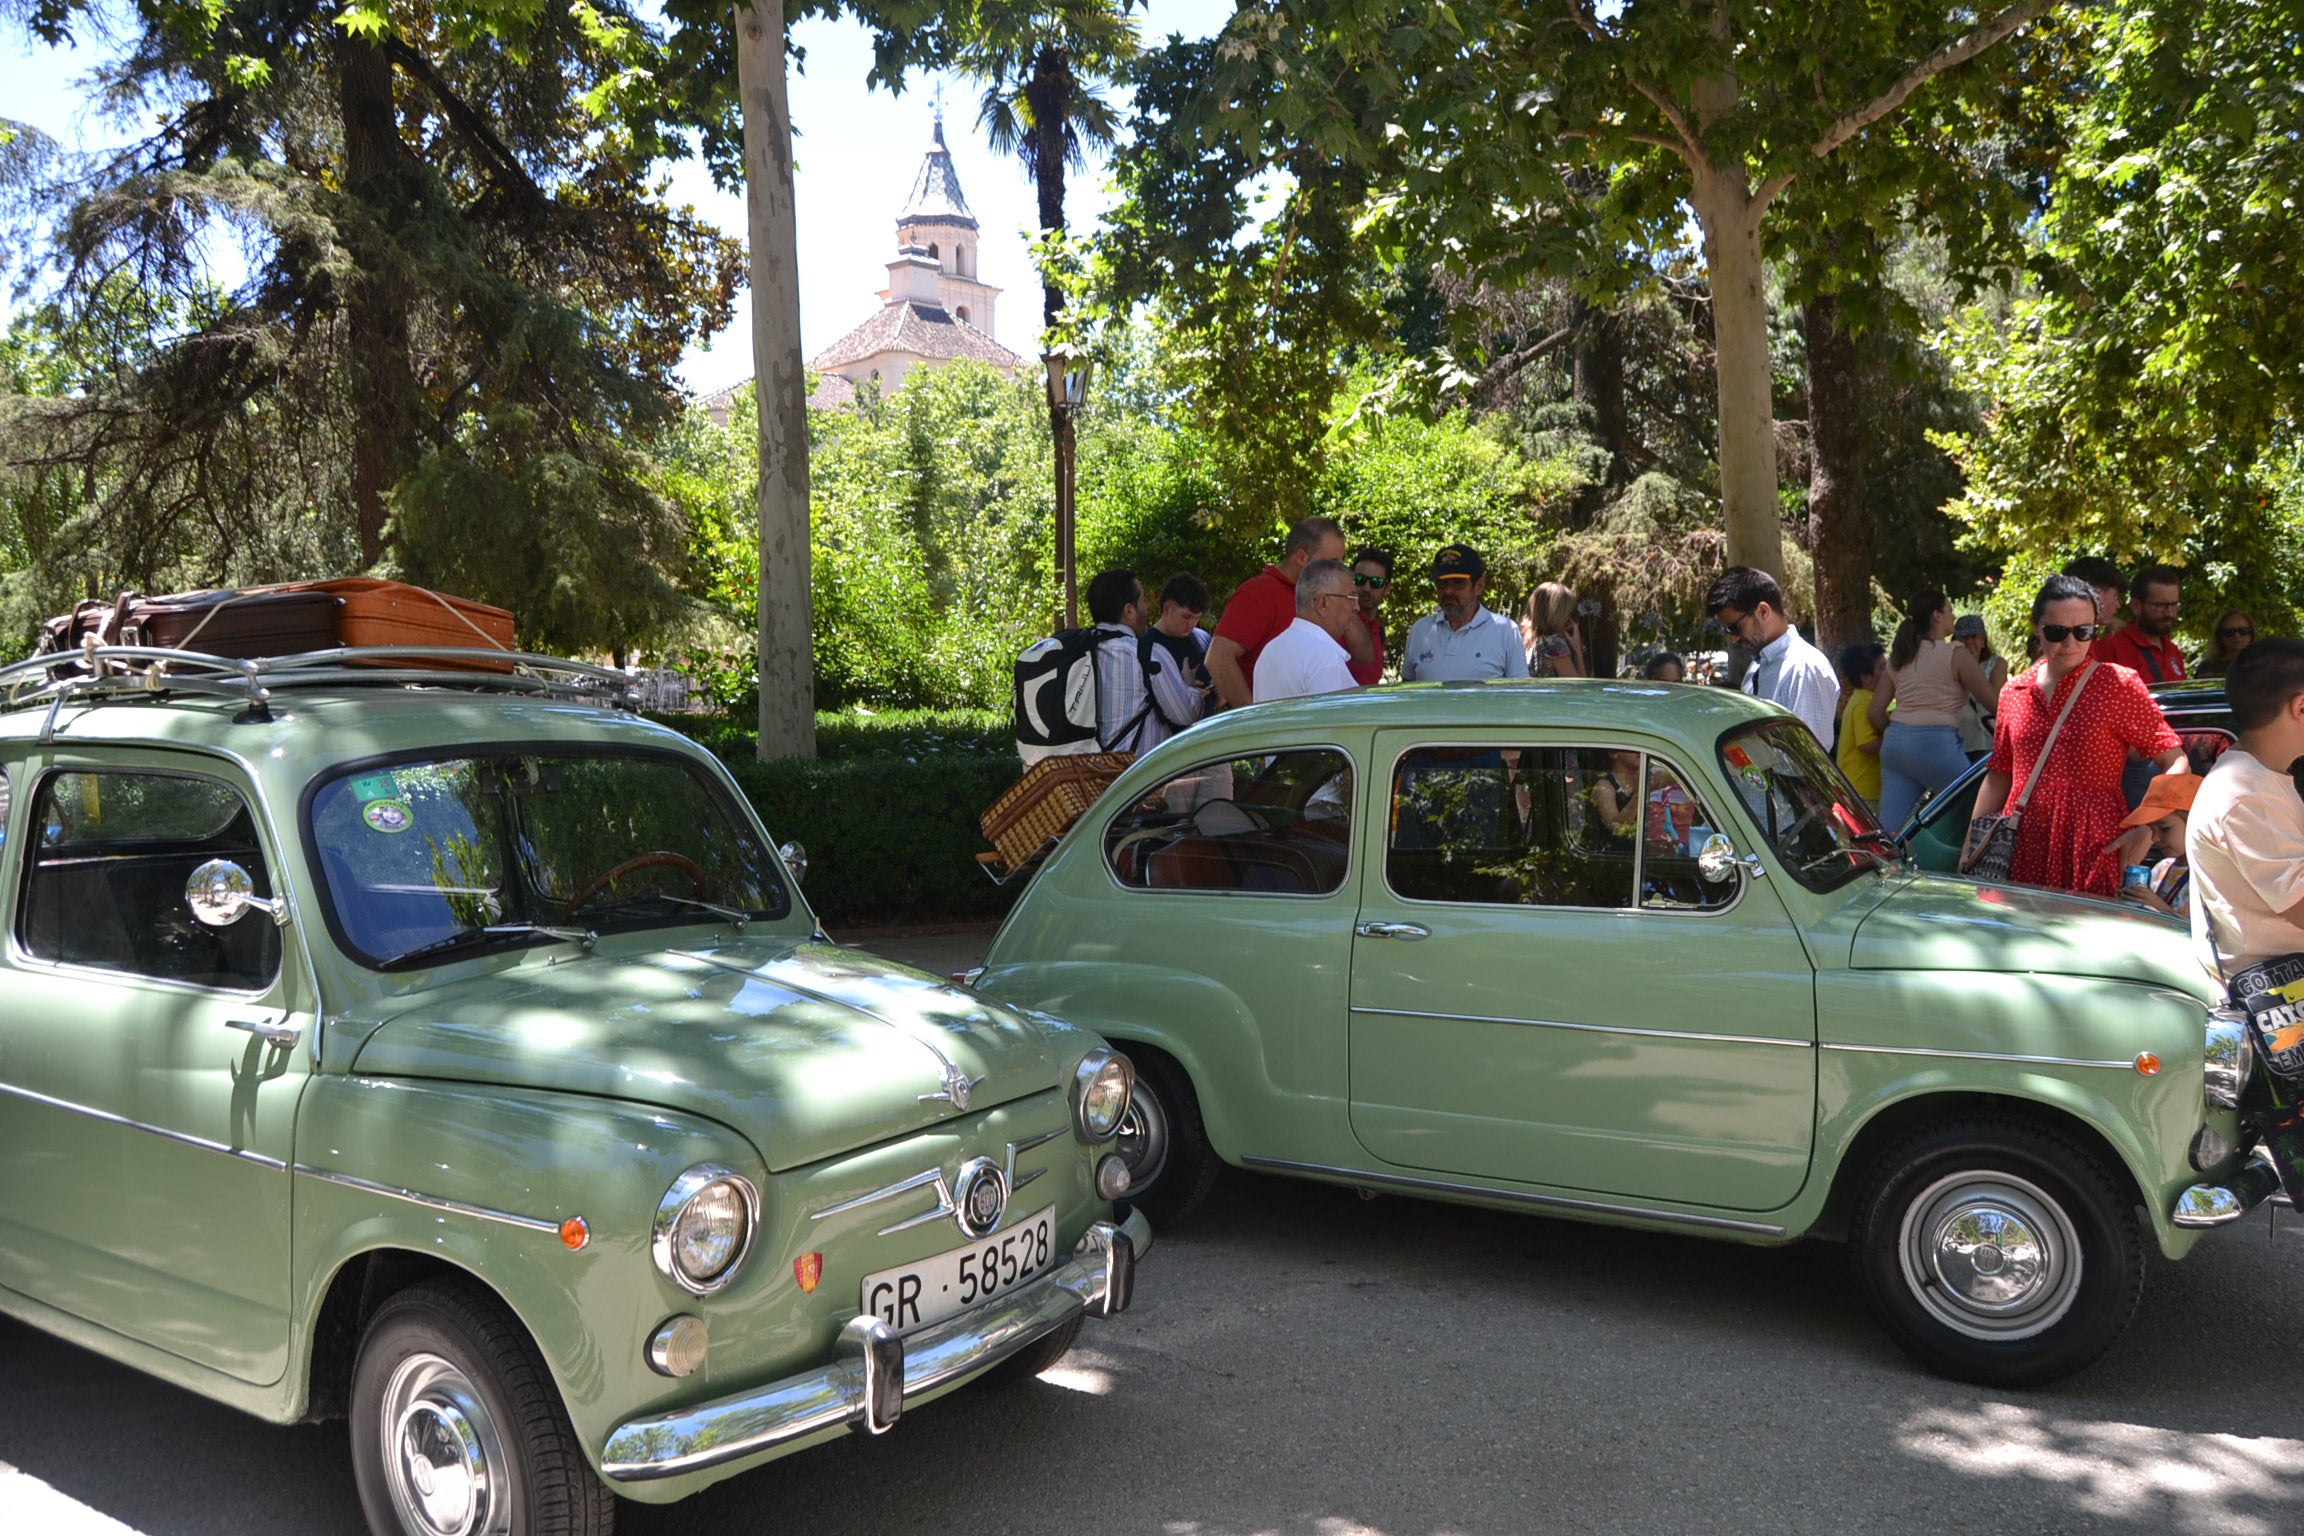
1043, 350, 1092, 630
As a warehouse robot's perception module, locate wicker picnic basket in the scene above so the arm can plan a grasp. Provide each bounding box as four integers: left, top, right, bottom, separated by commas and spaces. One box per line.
977, 752, 1134, 881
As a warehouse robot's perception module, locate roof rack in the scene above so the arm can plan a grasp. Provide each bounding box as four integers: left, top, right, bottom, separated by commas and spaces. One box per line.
0, 644, 640, 741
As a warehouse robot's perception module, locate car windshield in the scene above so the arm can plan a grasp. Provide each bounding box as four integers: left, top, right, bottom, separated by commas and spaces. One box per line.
1715, 720, 1895, 891
309, 751, 789, 967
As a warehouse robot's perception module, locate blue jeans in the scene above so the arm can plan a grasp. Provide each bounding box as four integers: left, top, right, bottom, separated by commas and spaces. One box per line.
1879, 723, 1970, 829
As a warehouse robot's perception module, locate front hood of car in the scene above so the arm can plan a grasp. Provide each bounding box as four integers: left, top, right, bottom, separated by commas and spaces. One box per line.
1850, 873, 2215, 998
346, 938, 1061, 1170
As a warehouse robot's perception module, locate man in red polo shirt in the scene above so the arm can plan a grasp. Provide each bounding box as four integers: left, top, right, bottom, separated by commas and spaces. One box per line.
1206, 516, 1369, 707
2094, 563, 2187, 684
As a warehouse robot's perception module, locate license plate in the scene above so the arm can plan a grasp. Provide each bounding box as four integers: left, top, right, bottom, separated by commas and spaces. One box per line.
859, 1205, 1056, 1335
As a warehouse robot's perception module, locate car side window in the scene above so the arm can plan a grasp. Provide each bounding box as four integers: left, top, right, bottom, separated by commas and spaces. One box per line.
1389, 746, 1634, 908
1104, 749, 1352, 895
18, 769, 281, 989
1385, 746, 1735, 913
1637, 758, 1735, 912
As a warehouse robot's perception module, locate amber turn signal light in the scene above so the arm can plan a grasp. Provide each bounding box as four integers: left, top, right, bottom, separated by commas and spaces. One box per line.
2134, 1052, 2162, 1077
560, 1216, 590, 1250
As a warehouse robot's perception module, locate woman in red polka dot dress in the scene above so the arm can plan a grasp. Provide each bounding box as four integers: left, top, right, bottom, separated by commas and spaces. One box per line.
1964, 574, 2185, 898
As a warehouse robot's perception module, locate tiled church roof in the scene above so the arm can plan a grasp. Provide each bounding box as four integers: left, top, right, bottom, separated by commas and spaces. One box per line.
810, 299, 1025, 372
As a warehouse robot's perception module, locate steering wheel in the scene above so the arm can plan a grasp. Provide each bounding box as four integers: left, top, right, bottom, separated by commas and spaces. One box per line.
565, 851, 706, 914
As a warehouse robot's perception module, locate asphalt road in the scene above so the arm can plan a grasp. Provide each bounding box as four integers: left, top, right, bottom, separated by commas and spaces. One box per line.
6, 1168, 2304, 1536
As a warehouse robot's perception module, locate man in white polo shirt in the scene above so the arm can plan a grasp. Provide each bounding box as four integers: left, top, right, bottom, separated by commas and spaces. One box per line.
1252, 559, 1362, 703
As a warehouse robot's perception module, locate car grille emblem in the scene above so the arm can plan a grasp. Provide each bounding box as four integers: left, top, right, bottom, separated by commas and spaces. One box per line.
951, 1158, 1009, 1239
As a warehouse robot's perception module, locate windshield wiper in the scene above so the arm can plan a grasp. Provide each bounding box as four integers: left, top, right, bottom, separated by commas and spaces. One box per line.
378, 922, 595, 971
566, 890, 753, 927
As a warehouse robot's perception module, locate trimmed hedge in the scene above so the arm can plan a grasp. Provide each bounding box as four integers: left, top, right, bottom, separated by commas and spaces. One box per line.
650, 710, 1022, 925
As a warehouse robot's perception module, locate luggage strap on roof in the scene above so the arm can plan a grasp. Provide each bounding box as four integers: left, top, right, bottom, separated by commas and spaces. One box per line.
0, 645, 640, 741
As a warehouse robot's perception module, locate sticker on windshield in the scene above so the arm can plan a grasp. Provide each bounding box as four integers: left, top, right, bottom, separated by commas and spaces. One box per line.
350, 772, 399, 802
1723, 745, 1753, 771
362, 799, 413, 834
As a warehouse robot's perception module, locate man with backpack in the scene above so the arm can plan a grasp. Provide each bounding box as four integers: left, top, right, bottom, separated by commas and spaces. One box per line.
1014, 569, 1161, 765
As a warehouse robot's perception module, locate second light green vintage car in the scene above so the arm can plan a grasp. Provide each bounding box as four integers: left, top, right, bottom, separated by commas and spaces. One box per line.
0, 644, 1147, 1536
974, 679, 2264, 1388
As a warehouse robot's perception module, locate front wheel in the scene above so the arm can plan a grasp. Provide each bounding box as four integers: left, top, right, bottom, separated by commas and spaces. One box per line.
1849, 1119, 2144, 1389
1113, 1048, 1220, 1228
351, 1280, 614, 1536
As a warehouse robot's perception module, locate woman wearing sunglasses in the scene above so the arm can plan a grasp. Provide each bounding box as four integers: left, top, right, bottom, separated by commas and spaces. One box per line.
2198, 610, 2257, 678
1962, 574, 2187, 897
1521, 581, 1586, 678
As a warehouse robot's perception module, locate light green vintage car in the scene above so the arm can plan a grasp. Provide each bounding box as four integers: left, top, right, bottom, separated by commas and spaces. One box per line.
974, 678, 2262, 1388
0, 646, 1146, 1536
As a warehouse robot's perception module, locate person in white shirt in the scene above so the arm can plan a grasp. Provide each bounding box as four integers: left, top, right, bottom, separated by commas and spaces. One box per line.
1252, 560, 1362, 703
2189, 638, 2304, 979
1704, 565, 1841, 745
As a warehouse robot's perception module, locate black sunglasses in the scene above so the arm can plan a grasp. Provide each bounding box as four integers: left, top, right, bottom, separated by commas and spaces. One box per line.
1352, 573, 1390, 589
2040, 623, 2099, 643
2220, 626, 2254, 639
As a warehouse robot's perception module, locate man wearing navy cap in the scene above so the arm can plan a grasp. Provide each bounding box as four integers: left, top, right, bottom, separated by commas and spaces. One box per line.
1400, 544, 1531, 683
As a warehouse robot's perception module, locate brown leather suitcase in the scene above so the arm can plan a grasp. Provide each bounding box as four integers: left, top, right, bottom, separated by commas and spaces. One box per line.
271, 578, 516, 671
36, 588, 344, 661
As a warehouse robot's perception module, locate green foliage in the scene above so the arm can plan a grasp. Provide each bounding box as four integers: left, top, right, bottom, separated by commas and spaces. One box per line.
1938, 0, 2304, 650
721, 744, 1021, 925
2, 0, 741, 652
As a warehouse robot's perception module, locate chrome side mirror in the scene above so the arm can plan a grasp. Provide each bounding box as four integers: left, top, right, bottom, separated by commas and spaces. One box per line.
1696, 833, 1742, 886
778, 841, 807, 887
187, 858, 289, 928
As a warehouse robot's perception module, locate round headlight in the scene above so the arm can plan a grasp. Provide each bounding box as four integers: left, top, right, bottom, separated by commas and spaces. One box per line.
1073, 1049, 1135, 1142
652, 1165, 760, 1296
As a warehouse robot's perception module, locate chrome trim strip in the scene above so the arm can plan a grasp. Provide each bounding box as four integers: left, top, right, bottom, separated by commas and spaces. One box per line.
1241, 1157, 1788, 1237
601, 1215, 1144, 1482
292, 1164, 560, 1234
1819, 1042, 2136, 1071
0, 1079, 288, 1169
1350, 1005, 1811, 1051
811, 1132, 1066, 1237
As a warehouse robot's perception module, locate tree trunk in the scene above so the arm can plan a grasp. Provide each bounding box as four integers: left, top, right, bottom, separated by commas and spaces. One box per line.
1569, 296, 1627, 676
1690, 167, 1785, 582
1028, 47, 1070, 331
1803, 290, 1872, 655
337, 34, 410, 569
737, 0, 816, 761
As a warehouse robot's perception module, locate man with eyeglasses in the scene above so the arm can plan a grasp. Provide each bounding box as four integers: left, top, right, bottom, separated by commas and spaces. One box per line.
1347, 547, 1394, 685
1207, 517, 1375, 709
1399, 544, 1531, 683
1252, 560, 1363, 703
2092, 563, 2187, 684
1703, 565, 1839, 745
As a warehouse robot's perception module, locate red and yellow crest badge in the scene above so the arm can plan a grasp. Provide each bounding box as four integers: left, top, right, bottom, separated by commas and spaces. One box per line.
793, 1251, 823, 1294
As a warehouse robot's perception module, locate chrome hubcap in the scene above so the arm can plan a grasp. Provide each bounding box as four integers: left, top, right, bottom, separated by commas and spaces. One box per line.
380, 1353, 508, 1536
1899, 1171, 2082, 1341
1114, 1082, 1170, 1194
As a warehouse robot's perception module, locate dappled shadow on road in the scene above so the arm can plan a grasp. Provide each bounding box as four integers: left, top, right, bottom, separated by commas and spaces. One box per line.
1897, 1402, 2304, 1536
8, 1168, 2304, 1535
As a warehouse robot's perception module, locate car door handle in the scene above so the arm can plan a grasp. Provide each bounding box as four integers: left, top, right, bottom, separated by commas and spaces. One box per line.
1355, 921, 1431, 941
228, 1018, 301, 1050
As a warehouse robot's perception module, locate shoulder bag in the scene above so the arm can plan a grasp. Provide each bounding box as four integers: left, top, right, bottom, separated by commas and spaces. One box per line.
1961, 662, 2096, 880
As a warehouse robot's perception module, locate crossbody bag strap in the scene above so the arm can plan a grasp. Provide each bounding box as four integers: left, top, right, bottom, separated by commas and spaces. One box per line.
2010, 662, 2097, 818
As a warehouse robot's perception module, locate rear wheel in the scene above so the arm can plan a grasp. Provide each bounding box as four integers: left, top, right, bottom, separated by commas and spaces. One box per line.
351, 1280, 613, 1536
1114, 1048, 1220, 1227
1849, 1119, 2144, 1389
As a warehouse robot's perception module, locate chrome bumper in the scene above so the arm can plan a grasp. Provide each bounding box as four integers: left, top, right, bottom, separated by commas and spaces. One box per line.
600, 1212, 1147, 1482
2174, 1152, 2287, 1228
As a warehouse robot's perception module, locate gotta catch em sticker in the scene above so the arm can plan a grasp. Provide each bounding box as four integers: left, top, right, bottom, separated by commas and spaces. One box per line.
2233, 954, 2304, 1079
362, 799, 414, 834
